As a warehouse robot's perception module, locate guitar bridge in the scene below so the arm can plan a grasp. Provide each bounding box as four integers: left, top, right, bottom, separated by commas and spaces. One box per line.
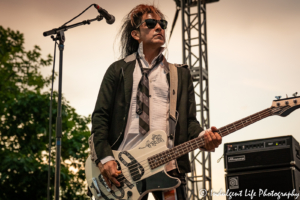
99, 174, 111, 192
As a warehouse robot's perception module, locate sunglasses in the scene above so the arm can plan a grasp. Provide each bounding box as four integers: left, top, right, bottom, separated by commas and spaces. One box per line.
136, 19, 168, 30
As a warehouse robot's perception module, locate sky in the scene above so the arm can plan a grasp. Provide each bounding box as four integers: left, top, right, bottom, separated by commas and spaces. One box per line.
1, 0, 300, 199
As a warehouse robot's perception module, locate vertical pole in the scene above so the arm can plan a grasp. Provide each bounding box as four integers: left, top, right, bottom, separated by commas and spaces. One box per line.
179, 0, 212, 199
181, 0, 186, 64
54, 32, 65, 200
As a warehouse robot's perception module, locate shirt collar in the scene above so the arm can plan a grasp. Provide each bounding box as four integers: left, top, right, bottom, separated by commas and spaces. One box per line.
137, 42, 166, 68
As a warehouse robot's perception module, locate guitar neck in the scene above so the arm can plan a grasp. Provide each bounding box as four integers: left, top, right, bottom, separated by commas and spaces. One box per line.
148, 108, 272, 170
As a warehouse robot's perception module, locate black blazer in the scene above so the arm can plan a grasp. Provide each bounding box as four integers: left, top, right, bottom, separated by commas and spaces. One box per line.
91, 53, 203, 173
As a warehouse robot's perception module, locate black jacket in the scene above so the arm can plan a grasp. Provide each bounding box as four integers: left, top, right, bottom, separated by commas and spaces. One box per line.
91, 53, 203, 173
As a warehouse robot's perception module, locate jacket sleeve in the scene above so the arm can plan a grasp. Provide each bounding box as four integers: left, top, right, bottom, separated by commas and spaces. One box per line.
187, 69, 204, 141
91, 63, 119, 165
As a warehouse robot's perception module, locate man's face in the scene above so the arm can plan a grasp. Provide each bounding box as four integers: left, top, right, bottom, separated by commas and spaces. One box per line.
136, 13, 166, 48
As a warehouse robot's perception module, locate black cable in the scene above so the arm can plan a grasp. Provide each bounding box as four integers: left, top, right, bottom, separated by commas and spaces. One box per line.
47, 41, 58, 200
60, 4, 96, 28
169, 6, 180, 43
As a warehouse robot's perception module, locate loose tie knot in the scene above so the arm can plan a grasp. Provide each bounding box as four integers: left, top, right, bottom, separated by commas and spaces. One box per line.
136, 52, 164, 135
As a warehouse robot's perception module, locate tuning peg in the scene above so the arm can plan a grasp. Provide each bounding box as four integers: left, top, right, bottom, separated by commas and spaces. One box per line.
293, 92, 298, 97
275, 96, 281, 100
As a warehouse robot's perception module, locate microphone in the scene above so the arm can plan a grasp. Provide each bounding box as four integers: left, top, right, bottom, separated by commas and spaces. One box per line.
94, 4, 115, 24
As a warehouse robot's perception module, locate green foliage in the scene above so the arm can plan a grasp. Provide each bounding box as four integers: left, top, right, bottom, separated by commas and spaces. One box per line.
0, 26, 91, 199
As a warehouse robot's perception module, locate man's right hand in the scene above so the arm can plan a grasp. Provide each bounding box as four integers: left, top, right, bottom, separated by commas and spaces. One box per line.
98, 160, 121, 188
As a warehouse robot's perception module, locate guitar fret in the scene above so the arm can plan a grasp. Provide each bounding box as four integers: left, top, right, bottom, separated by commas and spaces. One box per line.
166, 151, 172, 161
220, 127, 228, 136
252, 115, 259, 122
160, 153, 165, 164
172, 150, 175, 159
190, 141, 196, 150
166, 151, 171, 162
193, 140, 198, 148
183, 143, 188, 154
235, 121, 243, 130
159, 153, 163, 164
186, 142, 192, 152
225, 126, 230, 133
183, 143, 188, 153
194, 140, 198, 147
219, 130, 223, 137
258, 112, 262, 119
188, 142, 192, 151
192, 141, 196, 150
170, 149, 174, 159
170, 149, 175, 160
195, 138, 200, 148
233, 123, 238, 131
199, 137, 205, 147
175, 147, 180, 156
179, 146, 184, 155
249, 116, 254, 123
243, 118, 249, 126
178, 145, 183, 155
240, 120, 244, 127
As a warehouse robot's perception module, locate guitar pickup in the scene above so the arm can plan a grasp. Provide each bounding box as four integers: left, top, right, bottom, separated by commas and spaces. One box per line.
99, 174, 111, 192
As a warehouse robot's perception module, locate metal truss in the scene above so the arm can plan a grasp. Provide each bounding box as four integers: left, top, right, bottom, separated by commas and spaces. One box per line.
179, 0, 218, 199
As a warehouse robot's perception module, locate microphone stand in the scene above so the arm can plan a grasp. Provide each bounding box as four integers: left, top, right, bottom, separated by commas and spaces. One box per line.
43, 15, 103, 200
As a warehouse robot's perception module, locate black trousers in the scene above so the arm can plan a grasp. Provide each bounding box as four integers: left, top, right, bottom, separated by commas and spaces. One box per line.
141, 169, 187, 200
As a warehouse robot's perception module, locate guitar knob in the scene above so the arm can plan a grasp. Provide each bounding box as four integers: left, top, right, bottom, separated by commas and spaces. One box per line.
276, 102, 280, 106
293, 92, 298, 97
275, 96, 281, 100
294, 99, 298, 104
127, 191, 133, 197
285, 101, 289, 105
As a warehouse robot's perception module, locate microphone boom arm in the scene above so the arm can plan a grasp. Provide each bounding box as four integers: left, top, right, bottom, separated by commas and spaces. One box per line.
43, 15, 103, 37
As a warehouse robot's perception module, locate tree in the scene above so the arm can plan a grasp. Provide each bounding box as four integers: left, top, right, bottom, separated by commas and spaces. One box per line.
0, 26, 91, 199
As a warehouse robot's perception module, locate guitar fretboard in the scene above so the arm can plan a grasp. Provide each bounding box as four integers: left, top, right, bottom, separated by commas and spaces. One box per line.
148, 108, 272, 170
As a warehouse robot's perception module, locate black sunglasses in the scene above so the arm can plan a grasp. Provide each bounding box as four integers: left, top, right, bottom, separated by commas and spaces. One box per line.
136, 19, 168, 30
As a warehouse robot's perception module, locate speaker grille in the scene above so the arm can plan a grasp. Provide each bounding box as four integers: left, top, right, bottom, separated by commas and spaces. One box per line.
226, 168, 299, 200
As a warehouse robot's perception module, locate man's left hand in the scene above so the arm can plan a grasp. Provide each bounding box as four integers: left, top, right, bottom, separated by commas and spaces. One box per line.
203, 126, 222, 151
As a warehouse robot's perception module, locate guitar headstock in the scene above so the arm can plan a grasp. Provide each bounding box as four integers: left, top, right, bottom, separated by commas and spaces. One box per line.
270, 93, 300, 117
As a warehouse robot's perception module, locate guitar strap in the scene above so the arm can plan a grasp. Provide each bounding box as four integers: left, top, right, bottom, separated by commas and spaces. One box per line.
168, 62, 178, 143
166, 62, 178, 200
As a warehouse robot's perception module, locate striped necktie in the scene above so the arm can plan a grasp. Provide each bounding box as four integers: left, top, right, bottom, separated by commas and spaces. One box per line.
136, 53, 164, 135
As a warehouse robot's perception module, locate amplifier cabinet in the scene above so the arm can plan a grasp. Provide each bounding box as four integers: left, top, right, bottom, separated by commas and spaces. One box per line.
225, 167, 300, 200
224, 135, 300, 172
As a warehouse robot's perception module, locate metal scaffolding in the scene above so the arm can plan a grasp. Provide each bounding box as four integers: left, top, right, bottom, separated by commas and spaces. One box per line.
178, 0, 218, 199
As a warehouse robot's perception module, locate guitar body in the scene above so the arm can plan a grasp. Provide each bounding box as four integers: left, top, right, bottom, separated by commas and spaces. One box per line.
85, 130, 181, 200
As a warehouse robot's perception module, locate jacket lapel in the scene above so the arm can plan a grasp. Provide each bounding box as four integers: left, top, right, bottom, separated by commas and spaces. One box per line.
123, 53, 137, 104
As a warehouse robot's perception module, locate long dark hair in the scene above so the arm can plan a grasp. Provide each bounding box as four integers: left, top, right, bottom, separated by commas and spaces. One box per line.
119, 4, 165, 59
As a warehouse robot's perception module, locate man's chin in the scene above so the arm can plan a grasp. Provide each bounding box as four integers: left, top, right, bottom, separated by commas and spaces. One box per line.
152, 39, 165, 46
144, 40, 165, 48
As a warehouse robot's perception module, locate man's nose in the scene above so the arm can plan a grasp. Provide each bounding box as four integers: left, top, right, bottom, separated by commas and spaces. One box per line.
154, 23, 162, 31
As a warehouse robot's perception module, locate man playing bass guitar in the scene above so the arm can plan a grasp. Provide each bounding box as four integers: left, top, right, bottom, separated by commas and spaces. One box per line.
90, 4, 222, 200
